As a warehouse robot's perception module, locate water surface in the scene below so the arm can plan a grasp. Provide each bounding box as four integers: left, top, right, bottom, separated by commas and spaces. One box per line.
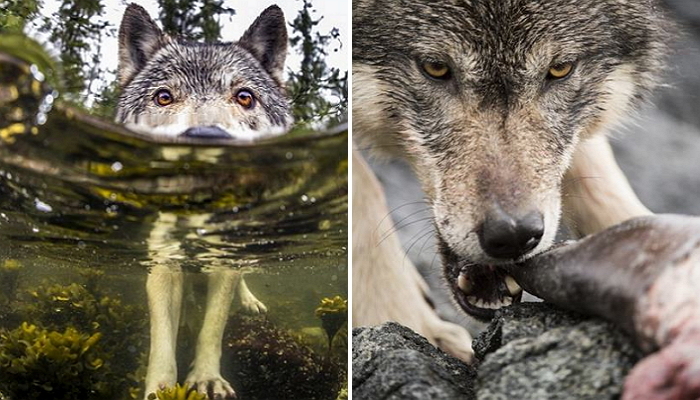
0, 35, 347, 400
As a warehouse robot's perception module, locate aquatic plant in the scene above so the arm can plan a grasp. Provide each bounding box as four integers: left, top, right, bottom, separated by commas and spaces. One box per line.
0, 322, 108, 399
223, 314, 341, 400
0, 259, 21, 304
315, 296, 347, 346
15, 282, 148, 398
336, 384, 348, 400
147, 383, 207, 400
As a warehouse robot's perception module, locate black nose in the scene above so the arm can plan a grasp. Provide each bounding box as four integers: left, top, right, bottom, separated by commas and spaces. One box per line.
478, 208, 544, 259
181, 126, 231, 139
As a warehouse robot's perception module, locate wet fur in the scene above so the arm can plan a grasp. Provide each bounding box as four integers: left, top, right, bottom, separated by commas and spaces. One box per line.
116, 4, 290, 398
353, 0, 672, 359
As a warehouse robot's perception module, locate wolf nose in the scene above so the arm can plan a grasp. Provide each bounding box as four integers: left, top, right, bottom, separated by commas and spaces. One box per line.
478, 208, 544, 259
182, 126, 231, 139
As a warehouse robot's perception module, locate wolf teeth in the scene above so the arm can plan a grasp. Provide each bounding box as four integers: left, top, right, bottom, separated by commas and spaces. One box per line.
505, 275, 523, 296
466, 296, 513, 310
457, 273, 473, 294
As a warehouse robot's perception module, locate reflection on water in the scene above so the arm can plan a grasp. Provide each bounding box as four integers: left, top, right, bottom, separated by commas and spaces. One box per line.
0, 35, 347, 400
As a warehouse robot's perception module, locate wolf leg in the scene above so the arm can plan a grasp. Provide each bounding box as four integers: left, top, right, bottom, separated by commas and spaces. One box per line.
563, 135, 651, 236
352, 149, 474, 362
237, 277, 267, 314
186, 269, 240, 399
144, 265, 183, 398
143, 212, 186, 398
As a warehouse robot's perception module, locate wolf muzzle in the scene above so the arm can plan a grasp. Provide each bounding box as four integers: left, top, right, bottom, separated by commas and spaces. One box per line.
182, 126, 231, 139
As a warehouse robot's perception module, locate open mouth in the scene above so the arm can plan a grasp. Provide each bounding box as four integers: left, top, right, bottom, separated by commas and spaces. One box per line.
439, 236, 524, 321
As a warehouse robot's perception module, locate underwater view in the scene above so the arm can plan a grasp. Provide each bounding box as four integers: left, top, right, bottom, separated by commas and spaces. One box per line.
0, 35, 348, 400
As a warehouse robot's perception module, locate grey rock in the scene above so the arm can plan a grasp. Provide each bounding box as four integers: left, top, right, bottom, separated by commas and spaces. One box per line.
473, 303, 643, 400
352, 322, 476, 400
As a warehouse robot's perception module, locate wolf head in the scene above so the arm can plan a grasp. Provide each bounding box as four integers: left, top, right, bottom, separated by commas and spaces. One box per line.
115, 4, 292, 141
354, 0, 670, 271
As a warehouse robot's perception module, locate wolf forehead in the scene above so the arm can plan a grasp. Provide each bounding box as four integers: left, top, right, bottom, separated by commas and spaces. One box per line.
126, 42, 281, 97
354, 0, 670, 68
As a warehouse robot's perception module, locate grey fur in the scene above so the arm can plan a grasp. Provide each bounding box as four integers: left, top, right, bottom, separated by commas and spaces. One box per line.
116, 4, 292, 140
354, 0, 673, 264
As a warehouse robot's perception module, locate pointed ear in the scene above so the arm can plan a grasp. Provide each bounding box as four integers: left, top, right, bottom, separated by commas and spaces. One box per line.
238, 5, 288, 84
118, 3, 166, 87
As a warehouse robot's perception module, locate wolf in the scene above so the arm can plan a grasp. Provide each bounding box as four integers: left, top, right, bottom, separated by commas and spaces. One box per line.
116, 4, 291, 399
353, 0, 672, 361
116, 3, 292, 141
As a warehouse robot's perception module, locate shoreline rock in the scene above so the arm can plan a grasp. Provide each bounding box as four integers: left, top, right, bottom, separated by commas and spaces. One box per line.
353, 303, 643, 400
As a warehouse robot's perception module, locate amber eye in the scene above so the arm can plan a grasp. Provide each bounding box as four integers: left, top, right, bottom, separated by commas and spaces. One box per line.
235, 89, 255, 109
421, 60, 451, 80
548, 62, 574, 80
153, 89, 174, 106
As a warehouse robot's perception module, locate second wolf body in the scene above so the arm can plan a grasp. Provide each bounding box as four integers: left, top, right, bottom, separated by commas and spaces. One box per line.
353, 0, 672, 359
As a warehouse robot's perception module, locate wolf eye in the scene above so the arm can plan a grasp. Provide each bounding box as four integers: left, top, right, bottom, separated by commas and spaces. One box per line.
547, 62, 574, 80
421, 60, 451, 80
235, 89, 255, 109
153, 89, 174, 106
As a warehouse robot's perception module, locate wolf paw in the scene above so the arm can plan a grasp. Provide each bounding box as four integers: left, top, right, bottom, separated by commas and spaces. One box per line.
144, 368, 177, 400
144, 380, 176, 400
185, 372, 236, 400
239, 286, 267, 314
428, 320, 474, 363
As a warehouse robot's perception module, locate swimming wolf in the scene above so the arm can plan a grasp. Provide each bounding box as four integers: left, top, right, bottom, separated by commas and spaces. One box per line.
116, 4, 291, 399
353, 0, 672, 361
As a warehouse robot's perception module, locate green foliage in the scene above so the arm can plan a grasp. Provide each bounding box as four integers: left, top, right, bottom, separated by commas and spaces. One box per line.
38, 0, 109, 103
315, 295, 347, 346
0, 322, 108, 399
287, 0, 348, 127
0, 0, 40, 34
90, 74, 120, 119
157, 0, 235, 42
0, 281, 148, 399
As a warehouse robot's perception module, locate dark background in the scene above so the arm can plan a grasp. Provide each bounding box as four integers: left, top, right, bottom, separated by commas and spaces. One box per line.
369, 0, 700, 330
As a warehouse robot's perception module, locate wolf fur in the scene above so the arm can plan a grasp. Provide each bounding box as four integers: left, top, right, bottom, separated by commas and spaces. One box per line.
353, 0, 671, 360
116, 3, 292, 141
116, 4, 290, 398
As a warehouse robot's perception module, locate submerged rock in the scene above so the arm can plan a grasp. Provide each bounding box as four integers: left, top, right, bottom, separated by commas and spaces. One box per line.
352, 323, 476, 400
352, 304, 642, 400
222, 314, 342, 400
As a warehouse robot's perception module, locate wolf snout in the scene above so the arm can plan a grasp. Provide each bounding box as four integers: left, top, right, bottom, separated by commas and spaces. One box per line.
182, 126, 232, 139
478, 207, 544, 259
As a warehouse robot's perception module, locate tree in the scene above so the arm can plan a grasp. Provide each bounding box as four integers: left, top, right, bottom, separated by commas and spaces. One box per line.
0, 0, 41, 34
39, 0, 109, 104
157, 0, 235, 42
286, 0, 348, 126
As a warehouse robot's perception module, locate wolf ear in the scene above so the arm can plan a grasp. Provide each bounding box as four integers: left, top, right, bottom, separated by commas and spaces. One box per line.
118, 3, 166, 87
238, 5, 288, 84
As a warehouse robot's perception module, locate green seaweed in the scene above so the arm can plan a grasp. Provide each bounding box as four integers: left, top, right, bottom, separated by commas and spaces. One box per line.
0, 322, 108, 399
0, 281, 148, 399
315, 296, 347, 348
147, 383, 207, 400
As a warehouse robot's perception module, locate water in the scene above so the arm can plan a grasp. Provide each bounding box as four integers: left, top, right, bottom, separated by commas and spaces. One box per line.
0, 36, 347, 400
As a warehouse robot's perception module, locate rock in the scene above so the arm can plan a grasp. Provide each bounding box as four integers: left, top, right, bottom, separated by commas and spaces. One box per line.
352, 322, 476, 400
352, 305, 645, 400
474, 303, 643, 400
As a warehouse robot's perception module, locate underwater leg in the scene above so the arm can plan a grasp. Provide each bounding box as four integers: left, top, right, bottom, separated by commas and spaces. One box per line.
186, 269, 240, 399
